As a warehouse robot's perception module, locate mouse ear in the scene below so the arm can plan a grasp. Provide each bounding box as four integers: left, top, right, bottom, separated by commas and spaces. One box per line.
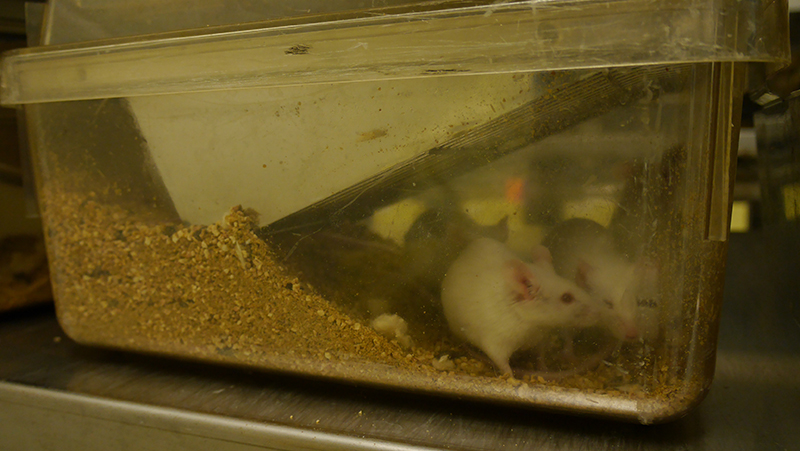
576, 259, 593, 290
530, 245, 553, 264
508, 259, 541, 302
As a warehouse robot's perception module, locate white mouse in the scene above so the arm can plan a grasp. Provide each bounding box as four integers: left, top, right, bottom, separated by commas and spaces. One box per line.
543, 218, 659, 341
440, 237, 601, 375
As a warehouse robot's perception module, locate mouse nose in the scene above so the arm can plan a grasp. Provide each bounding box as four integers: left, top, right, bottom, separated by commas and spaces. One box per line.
624, 324, 639, 340
613, 319, 640, 340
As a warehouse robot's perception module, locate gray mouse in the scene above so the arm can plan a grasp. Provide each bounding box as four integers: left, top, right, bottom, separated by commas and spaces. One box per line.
440, 237, 602, 375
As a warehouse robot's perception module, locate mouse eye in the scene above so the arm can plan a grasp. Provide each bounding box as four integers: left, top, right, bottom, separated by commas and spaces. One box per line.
560, 293, 574, 304
604, 300, 614, 309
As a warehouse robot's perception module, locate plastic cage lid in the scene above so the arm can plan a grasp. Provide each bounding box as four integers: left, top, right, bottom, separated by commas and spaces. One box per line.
0, 0, 791, 105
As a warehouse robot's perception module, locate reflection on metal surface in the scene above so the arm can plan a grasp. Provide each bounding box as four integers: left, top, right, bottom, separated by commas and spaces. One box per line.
0, 382, 439, 451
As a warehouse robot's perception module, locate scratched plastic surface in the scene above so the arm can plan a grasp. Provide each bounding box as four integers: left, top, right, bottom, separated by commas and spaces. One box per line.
0, 0, 789, 423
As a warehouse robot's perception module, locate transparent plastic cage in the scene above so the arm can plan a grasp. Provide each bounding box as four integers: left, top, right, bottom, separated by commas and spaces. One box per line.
0, 0, 790, 423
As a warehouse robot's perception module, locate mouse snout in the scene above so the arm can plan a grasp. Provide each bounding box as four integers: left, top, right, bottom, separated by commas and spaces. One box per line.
624, 325, 639, 340
617, 321, 639, 340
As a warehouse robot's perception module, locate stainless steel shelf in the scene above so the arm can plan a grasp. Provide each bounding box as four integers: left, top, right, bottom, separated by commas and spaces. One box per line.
1, 230, 798, 450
